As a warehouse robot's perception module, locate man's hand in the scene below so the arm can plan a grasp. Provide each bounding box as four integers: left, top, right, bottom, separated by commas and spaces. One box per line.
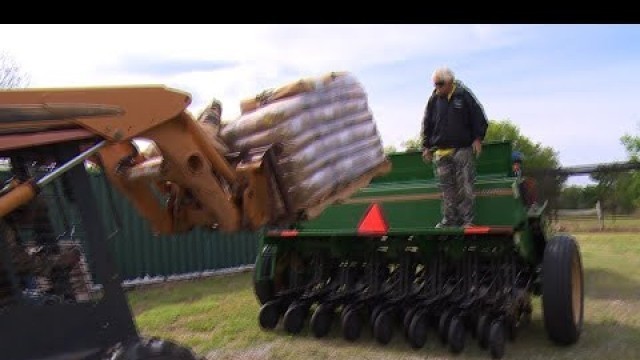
422, 149, 433, 163
472, 139, 482, 158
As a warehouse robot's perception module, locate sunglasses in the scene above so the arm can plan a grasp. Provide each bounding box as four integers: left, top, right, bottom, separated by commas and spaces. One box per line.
434, 81, 446, 87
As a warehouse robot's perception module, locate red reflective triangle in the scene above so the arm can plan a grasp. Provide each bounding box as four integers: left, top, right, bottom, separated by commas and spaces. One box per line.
358, 203, 389, 235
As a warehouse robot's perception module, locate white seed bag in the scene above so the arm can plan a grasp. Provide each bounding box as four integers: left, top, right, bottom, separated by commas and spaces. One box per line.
221, 79, 366, 144
280, 136, 384, 188
289, 144, 386, 208
219, 71, 387, 211
223, 97, 369, 153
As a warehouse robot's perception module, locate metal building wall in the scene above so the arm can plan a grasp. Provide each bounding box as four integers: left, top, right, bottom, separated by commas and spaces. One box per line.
87, 172, 259, 280
2, 169, 259, 281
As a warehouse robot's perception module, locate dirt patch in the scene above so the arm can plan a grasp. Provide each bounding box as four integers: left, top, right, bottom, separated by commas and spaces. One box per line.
571, 228, 640, 233
205, 343, 275, 360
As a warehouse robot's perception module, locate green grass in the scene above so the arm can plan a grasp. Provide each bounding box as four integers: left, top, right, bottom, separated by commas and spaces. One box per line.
127, 270, 278, 353
127, 232, 640, 359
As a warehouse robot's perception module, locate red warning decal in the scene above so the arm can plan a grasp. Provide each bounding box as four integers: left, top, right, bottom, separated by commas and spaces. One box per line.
463, 226, 491, 235
357, 202, 389, 235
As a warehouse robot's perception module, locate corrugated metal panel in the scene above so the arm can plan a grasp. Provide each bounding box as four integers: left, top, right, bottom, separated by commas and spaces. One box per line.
1, 169, 259, 281
88, 172, 260, 280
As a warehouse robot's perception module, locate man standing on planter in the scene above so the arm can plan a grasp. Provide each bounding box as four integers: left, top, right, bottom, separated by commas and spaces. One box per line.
421, 66, 488, 228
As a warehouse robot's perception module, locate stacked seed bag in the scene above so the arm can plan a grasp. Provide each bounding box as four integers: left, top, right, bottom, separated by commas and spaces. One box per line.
220, 71, 387, 212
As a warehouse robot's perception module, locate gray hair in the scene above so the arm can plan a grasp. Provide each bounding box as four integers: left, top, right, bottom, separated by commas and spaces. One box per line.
432, 66, 455, 83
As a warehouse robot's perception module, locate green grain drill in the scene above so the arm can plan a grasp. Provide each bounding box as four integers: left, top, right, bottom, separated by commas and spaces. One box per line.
253, 140, 584, 359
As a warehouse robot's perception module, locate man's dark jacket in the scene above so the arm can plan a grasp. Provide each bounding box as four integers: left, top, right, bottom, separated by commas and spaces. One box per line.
421, 80, 489, 150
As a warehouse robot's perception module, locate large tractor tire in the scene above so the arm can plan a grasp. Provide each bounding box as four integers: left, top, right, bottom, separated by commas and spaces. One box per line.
542, 234, 584, 345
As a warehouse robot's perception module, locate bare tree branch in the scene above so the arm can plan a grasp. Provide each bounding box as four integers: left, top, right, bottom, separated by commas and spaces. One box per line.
0, 51, 30, 89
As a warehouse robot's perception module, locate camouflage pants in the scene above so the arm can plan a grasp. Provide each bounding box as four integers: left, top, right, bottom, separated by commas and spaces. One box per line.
433, 147, 476, 225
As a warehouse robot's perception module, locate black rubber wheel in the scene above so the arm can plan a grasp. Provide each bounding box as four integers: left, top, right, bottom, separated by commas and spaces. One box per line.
468, 313, 479, 339
438, 308, 454, 344
407, 309, 428, 349
110, 337, 202, 360
373, 308, 394, 345
476, 313, 492, 349
448, 315, 465, 354
370, 303, 385, 328
283, 302, 308, 334
259, 300, 281, 330
403, 306, 418, 338
341, 304, 355, 321
542, 234, 584, 345
489, 320, 506, 359
341, 309, 362, 341
310, 303, 334, 338
520, 308, 532, 328
507, 315, 518, 342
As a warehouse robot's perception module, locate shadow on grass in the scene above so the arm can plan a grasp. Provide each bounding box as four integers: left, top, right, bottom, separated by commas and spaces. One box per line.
584, 268, 640, 301
262, 316, 640, 360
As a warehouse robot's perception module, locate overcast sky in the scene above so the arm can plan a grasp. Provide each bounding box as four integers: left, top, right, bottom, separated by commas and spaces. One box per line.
2, 24, 639, 185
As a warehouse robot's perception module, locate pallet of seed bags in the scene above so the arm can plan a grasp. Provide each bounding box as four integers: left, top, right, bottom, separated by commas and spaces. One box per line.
220, 71, 391, 217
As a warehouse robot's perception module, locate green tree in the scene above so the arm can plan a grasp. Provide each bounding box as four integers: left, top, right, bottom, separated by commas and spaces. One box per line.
590, 171, 640, 214
601, 125, 640, 213
621, 124, 640, 161
484, 119, 568, 212
572, 126, 640, 215
557, 186, 583, 209
401, 137, 422, 152
384, 145, 397, 154
558, 184, 600, 209
484, 119, 560, 170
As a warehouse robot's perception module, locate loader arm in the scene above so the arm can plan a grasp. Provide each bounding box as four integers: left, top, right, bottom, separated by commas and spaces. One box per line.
0, 85, 288, 234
